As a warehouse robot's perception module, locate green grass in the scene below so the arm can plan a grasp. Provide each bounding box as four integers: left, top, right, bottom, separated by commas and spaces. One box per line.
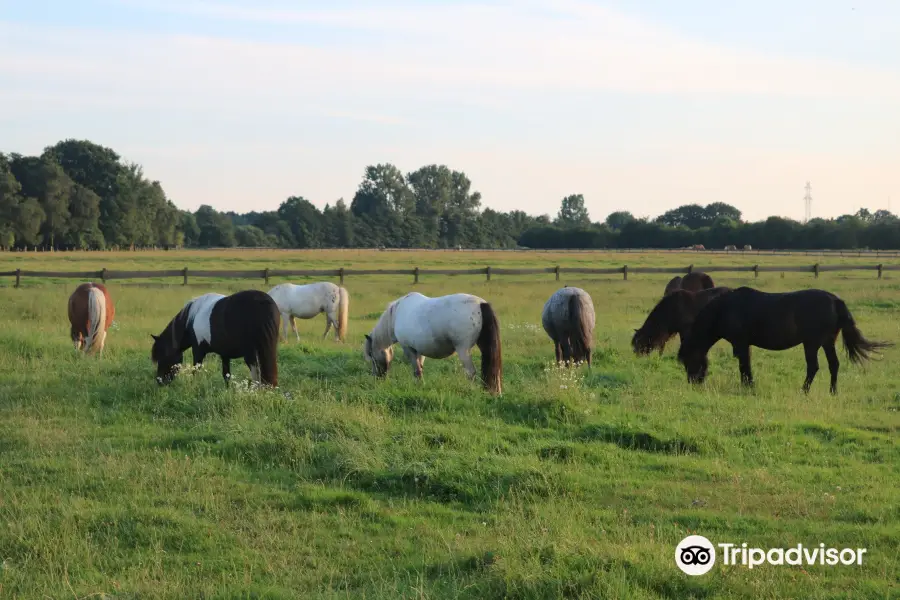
0, 250, 897, 599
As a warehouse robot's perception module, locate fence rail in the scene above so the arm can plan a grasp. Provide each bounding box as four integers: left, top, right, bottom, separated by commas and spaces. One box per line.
2, 262, 897, 288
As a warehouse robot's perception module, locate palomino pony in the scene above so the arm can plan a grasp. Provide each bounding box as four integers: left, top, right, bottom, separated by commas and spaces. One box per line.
68, 282, 115, 356
541, 286, 595, 366
632, 287, 732, 356
267, 281, 349, 342
663, 271, 715, 296
151, 290, 280, 386
677, 287, 892, 394
364, 292, 503, 394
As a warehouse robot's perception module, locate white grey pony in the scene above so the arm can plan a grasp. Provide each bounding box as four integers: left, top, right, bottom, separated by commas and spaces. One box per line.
267, 281, 349, 342
364, 292, 503, 394
541, 286, 595, 366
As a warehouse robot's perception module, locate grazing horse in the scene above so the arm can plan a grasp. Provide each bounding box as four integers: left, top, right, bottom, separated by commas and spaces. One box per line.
68, 282, 115, 356
664, 271, 715, 296
677, 287, 892, 394
632, 286, 732, 356
364, 292, 502, 394
151, 290, 280, 387
541, 286, 595, 366
267, 281, 349, 343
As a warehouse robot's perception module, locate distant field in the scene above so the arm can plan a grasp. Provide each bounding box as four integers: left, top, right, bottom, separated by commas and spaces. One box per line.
0, 249, 897, 598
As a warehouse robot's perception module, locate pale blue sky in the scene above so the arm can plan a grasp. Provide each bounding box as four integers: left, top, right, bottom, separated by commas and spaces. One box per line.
1, 0, 898, 222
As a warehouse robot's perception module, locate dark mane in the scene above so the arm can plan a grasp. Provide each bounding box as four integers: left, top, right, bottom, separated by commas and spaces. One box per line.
676, 288, 731, 363
633, 286, 731, 355
150, 304, 191, 363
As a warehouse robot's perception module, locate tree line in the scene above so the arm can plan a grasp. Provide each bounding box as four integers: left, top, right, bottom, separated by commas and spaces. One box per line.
2, 139, 898, 250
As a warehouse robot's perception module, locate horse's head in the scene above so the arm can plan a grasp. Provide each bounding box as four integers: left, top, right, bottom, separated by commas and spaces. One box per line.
150, 333, 183, 385
677, 338, 708, 384
364, 334, 393, 378
631, 327, 657, 355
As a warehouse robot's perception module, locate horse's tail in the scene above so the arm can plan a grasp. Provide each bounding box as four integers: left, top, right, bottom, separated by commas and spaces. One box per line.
83, 286, 107, 354
476, 302, 503, 395
257, 303, 281, 386
568, 293, 593, 366
336, 286, 350, 342
836, 298, 893, 364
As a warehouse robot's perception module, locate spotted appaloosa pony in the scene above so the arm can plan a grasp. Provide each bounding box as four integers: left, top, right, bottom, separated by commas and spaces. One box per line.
151, 290, 280, 386
664, 271, 715, 296
267, 281, 349, 343
541, 286, 595, 366
68, 282, 115, 356
364, 292, 503, 394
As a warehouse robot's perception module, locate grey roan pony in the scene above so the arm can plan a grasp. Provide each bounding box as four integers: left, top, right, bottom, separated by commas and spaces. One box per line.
542, 286, 595, 366
151, 290, 281, 386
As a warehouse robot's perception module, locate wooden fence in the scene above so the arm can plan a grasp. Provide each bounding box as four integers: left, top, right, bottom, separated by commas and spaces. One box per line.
2, 263, 897, 288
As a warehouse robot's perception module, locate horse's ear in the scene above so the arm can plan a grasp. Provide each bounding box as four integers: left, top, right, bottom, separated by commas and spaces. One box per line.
151, 334, 159, 341
364, 334, 370, 340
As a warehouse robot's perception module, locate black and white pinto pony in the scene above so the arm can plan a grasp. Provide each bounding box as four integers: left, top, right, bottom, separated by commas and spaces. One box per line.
151, 290, 281, 387
541, 286, 595, 366
364, 292, 503, 395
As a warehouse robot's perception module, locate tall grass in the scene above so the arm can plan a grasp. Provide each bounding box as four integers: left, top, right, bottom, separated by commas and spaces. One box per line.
0, 250, 897, 599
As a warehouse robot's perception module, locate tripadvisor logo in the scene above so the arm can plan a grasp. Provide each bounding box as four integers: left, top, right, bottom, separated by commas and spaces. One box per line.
675, 535, 867, 576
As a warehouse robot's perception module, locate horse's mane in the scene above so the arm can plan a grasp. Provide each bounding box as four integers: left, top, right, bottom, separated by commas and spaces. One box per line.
151, 302, 191, 362
369, 297, 401, 349
634, 289, 693, 353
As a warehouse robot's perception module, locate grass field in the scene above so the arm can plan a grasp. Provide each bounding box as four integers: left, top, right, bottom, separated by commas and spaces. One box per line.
0, 250, 897, 599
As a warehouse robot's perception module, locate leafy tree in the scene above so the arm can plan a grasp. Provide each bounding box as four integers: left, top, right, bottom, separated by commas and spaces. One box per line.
605, 211, 635, 231
555, 194, 590, 228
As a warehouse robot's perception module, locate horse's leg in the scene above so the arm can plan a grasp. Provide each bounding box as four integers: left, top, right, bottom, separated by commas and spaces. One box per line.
457, 347, 477, 381
823, 341, 840, 395
193, 346, 207, 368
554, 341, 562, 365
245, 356, 260, 382
222, 358, 232, 384
734, 344, 753, 387
561, 336, 573, 366
402, 346, 422, 380
802, 342, 820, 393
290, 315, 300, 342
322, 315, 332, 340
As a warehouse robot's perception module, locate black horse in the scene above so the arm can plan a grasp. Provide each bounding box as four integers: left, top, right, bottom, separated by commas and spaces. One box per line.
151, 289, 281, 387
677, 287, 892, 394
632, 286, 732, 356
663, 271, 715, 296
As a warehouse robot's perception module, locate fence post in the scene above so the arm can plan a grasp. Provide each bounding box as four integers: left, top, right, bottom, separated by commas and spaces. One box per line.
877, 264, 883, 279
339, 268, 345, 286
813, 263, 819, 278
101, 267, 107, 283
15, 268, 20, 288
555, 265, 560, 281
414, 267, 419, 284
486, 266, 491, 282
183, 267, 188, 285
623, 265, 628, 281
753, 265, 759, 278
687, 264, 693, 274
264, 268, 269, 285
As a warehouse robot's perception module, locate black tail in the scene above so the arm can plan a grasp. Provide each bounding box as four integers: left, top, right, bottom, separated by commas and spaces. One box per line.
257, 305, 281, 386
476, 302, 502, 395
836, 299, 893, 364
568, 293, 593, 366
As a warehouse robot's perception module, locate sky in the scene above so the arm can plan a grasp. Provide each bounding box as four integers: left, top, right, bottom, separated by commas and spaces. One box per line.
1, 0, 898, 223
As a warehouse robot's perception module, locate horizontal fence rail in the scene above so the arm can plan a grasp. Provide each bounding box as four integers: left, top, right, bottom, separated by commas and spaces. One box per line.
2, 263, 897, 287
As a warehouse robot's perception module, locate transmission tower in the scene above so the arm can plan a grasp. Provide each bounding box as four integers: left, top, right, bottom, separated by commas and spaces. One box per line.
803, 181, 812, 223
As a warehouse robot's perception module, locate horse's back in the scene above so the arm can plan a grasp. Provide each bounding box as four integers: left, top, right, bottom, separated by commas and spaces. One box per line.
543, 287, 593, 331
394, 292, 486, 355
269, 281, 338, 316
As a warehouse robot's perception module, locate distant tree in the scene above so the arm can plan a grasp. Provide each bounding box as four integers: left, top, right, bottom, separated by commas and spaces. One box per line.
555, 194, 590, 228
605, 211, 636, 231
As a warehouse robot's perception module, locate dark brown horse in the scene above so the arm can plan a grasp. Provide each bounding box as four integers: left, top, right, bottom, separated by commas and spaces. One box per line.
664, 271, 715, 296
151, 290, 280, 387
632, 287, 732, 356
68, 282, 115, 356
677, 287, 892, 394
